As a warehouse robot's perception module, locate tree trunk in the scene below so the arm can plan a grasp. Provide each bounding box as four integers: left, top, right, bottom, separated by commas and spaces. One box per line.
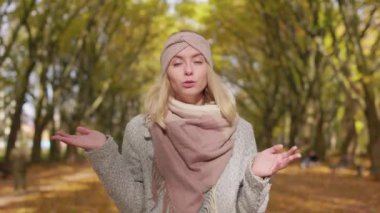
31, 125, 43, 163
31, 109, 53, 163
261, 108, 276, 150
314, 111, 326, 160
362, 82, 380, 180
4, 61, 36, 162
49, 120, 61, 162
288, 111, 300, 148
31, 88, 44, 163
339, 96, 357, 166
31, 69, 54, 163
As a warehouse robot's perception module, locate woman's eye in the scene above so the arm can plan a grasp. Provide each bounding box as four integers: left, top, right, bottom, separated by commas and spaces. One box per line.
194, 61, 203, 64
173, 63, 182, 67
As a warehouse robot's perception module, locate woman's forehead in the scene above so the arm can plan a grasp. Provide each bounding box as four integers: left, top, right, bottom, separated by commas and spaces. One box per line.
173, 46, 204, 59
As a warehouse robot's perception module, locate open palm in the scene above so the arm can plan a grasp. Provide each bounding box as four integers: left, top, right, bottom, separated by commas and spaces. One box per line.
51, 126, 106, 151
251, 144, 301, 177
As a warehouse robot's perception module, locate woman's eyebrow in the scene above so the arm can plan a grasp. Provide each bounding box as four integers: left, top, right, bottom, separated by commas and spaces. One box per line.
173, 53, 203, 59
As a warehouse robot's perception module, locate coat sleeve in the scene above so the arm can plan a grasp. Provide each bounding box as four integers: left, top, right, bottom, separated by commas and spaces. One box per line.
85, 120, 144, 213
236, 123, 272, 213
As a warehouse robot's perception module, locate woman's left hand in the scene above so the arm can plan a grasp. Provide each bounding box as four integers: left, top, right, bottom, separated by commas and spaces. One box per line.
251, 144, 301, 178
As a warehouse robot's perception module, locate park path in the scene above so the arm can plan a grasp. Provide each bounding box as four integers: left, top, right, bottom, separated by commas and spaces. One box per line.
0, 163, 117, 212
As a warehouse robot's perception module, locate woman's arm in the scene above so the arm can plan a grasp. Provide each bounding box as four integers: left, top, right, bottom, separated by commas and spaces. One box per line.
52, 121, 145, 212
236, 156, 272, 212
236, 124, 271, 213
236, 122, 301, 212
85, 125, 145, 212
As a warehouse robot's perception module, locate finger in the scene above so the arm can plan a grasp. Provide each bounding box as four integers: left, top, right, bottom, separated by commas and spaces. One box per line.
51, 135, 67, 142
51, 134, 78, 140
50, 135, 80, 146
56, 130, 71, 137
50, 135, 60, 141
279, 153, 302, 168
269, 144, 284, 154
76, 126, 91, 135
281, 146, 299, 158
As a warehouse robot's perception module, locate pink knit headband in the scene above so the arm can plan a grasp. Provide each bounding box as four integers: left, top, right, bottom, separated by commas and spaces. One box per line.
160, 31, 213, 73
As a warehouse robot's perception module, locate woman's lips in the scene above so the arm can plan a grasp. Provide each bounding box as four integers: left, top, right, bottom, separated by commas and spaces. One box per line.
182, 81, 196, 88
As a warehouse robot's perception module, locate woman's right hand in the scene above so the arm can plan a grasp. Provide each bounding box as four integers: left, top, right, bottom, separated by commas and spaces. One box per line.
51, 126, 106, 151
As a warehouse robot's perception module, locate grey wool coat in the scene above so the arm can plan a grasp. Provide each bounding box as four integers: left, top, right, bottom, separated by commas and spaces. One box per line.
85, 114, 271, 213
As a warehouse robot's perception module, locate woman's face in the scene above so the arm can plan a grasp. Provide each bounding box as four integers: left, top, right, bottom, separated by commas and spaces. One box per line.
167, 46, 208, 105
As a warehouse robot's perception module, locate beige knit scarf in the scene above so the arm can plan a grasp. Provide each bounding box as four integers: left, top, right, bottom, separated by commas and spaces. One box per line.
149, 98, 237, 213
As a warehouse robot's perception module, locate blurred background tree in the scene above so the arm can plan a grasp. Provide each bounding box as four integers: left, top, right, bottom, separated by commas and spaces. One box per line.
0, 0, 379, 180
0, 0, 174, 163
176, 0, 380, 179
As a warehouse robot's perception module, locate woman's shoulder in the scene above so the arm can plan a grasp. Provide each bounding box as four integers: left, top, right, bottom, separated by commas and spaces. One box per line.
235, 116, 258, 154
235, 116, 257, 143
124, 113, 151, 139
121, 114, 152, 158
236, 116, 253, 131
126, 114, 148, 128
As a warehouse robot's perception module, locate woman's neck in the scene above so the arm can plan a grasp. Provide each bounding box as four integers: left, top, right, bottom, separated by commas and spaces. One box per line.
175, 95, 204, 105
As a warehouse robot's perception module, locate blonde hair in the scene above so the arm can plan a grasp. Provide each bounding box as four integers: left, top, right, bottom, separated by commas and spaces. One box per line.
144, 65, 237, 128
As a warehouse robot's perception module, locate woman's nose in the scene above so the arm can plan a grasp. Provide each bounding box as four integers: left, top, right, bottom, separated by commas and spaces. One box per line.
184, 63, 193, 75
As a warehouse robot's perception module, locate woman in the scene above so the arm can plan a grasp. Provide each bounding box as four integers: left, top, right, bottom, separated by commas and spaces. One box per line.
51, 31, 301, 213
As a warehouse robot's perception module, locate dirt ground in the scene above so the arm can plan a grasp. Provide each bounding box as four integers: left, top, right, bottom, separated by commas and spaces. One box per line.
0, 162, 379, 213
